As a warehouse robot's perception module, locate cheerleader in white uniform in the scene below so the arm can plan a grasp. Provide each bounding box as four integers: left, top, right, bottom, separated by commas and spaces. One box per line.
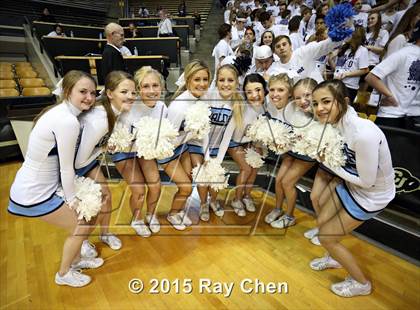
158, 60, 211, 230
228, 73, 267, 216
8, 71, 100, 287
309, 80, 395, 297
112, 67, 167, 237
75, 71, 136, 253
197, 64, 244, 221
270, 78, 319, 229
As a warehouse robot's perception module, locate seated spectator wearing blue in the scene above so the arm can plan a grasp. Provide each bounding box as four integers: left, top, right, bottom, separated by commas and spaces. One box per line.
101, 23, 127, 83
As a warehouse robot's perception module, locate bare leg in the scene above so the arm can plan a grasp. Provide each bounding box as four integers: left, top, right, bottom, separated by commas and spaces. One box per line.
227, 146, 253, 201
281, 160, 315, 217
115, 158, 146, 221
316, 179, 342, 227
275, 155, 294, 209
310, 168, 334, 216
138, 157, 161, 215
190, 153, 208, 204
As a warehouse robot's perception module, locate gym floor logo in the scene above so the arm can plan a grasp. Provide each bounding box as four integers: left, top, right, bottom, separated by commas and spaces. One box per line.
394, 167, 420, 194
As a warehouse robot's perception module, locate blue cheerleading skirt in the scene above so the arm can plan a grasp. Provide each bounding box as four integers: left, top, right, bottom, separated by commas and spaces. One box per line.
8, 193, 65, 217
111, 152, 137, 163
75, 160, 99, 177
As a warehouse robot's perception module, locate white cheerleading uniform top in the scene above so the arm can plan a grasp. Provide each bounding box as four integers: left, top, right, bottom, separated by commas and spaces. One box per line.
231, 102, 265, 144
325, 107, 395, 212
118, 99, 168, 131
75, 105, 118, 169
10, 102, 81, 205
167, 90, 209, 148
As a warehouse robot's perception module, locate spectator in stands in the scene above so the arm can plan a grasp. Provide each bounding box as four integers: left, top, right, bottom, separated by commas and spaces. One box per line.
101, 23, 127, 83
178, 1, 187, 17
212, 23, 234, 75
259, 30, 274, 49
193, 10, 201, 27
47, 24, 66, 37
298, 6, 314, 40
157, 9, 173, 37
259, 11, 288, 37
138, 6, 150, 17
352, 0, 369, 28
366, 20, 420, 131
288, 16, 305, 51
231, 14, 247, 49
127, 22, 138, 38
39, 8, 56, 23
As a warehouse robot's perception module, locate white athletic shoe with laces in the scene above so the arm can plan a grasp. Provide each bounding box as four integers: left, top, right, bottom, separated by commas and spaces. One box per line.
178, 210, 192, 226
81, 240, 98, 258
55, 269, 91, 287
71, 257, 104, 269
310, 253, 342, 271
271, 214, 296, 229
231, 199, 246, 217
304, 227, 319, 239
131, 220, 152, 237
264, 208, 284, 224
331, 277, 372, 297
242, 197, 256, 212
167, 214, 186, 231
145, 214, 161, 233
310, 236, 321, 246
100, 233, 122, 250
199, 203, 210, 222
210, 201, 224, 217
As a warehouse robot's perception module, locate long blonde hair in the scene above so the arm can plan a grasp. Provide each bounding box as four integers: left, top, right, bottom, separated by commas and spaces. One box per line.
216, 64, 243, 128
34, 70, 96, 124
172, 59, 211, 99
97, 70, 134, 133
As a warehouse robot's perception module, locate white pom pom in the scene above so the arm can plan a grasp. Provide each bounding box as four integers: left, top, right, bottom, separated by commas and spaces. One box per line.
246, 115, 293, 154
73, 176, 102, 222
107, 123, 135, 153
134, 116, 178, 160
192, 158, 229, 191
292, 121, 346, 168
244, 147, 264, 168
184, 101, 211, 139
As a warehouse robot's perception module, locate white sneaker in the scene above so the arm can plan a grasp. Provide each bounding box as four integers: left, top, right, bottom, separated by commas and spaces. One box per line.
71, 257, 104, 269
81, 240, 97, 258
310, 236, 321, 246
100, 233, 122, 250
55, 269, 91, 287
242, 197, 256, 212
145, 214, 160, 233
310, 253, 342, 271
131, 220, 152, 237
178, 210, 192, 226
264, 208, 284, 224
271, 214, 296, 229
167, 214, 186, 231
231, 199, 246, 217
210, 201, 224, 217
304, 227, 319, 239
331, 277, 372, 297
199, 203, 210, 222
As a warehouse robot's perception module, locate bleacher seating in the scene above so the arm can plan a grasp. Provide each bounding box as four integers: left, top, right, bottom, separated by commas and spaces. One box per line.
22, 87, 51, 97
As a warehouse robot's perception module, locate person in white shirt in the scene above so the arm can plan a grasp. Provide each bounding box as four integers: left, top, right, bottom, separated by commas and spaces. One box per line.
365, 13, 390, 66
288, 0, 303, 17
366, 22, 420, 131
381, 5, 397, 32
75, 71, 136, 254
212, 23, 234, 78
259, 11, 289, 37
298, 6, 314, 41
112, 67, 167, 237
47, 24, 66, 37
288, 16, 305, 51
9, 71, 98, 287
275, 1, 291, 26
310, 79, 395, 298
352, 0, 369, 28
331, 27, 369, 103
266, 0, 280, 16
224, 1, 234, 24
157, 9, 173, 37
231, 16, 247, 49
160, 60, 211, 230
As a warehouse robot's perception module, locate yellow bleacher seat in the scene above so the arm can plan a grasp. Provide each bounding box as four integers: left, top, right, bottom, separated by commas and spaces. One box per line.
0, 71, 14, 79
0, 88, 19, 97
0, 79, 17, 89
19, 78, 45, 88
22, 87, 51, 96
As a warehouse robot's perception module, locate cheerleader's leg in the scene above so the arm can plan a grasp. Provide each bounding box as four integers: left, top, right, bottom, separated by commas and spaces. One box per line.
275, 155, 294, 209
310, 168, 335, 216
227, 146, 253, 200
190, 153, 209, 204
115, 158, 146, 222
138, 157, 161, 215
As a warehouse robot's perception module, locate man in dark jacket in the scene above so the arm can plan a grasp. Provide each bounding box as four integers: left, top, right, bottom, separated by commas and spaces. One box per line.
101, 23, 127, 83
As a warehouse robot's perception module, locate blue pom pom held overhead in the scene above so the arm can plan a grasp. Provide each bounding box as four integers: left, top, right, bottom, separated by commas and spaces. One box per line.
325, 3, 356, 42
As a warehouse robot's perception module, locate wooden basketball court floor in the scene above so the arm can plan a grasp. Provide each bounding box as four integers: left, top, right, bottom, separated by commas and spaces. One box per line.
1, 161, 419, 309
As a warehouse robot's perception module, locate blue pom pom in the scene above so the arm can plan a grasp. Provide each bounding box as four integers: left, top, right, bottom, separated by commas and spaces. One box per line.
325, 3, 356, 42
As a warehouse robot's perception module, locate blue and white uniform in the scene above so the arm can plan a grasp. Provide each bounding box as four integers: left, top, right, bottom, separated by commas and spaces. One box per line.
9, 102, 81, 217
112, 100, 167, 163
324, 107, 396, 221
158, 90, 208, 164
75, 104, 120, 176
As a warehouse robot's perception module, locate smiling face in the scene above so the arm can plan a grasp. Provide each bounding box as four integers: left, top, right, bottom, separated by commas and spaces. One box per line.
106, 79, 136, 112
139, 73, 162, 106
368, 13, 379, 29
188, 69, 209, 98
312, 87, 340, 124
293, 84, 313, 113
245, 82, 265, 106
217, 67, 237, 100
68, 77, 97, 111
262, 32, 274, 46
269, 80, 289, 109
